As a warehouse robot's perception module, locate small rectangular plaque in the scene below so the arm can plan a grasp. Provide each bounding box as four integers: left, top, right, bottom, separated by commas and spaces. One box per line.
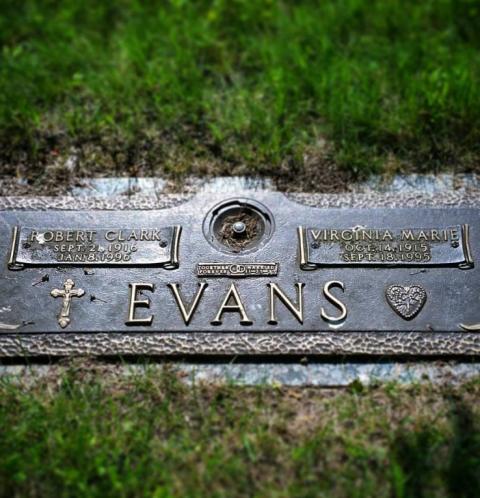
196, 262, 278, 277
8, 225, 182, 270
298, 225, 473, 270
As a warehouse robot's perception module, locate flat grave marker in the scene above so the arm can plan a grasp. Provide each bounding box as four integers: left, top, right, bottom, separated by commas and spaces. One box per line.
0, 192, 478, 356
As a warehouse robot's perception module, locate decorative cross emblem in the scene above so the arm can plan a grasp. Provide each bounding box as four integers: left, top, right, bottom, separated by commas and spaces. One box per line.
51, 279, 85, 328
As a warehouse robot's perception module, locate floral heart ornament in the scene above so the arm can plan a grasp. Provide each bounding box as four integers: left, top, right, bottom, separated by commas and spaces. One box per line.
386, 285, 427, 320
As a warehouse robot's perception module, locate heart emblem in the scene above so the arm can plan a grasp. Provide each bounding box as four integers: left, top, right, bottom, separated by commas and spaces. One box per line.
386, 285, 427, 320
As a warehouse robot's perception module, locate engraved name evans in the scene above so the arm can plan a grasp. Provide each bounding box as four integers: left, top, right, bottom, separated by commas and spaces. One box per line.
126, 281, 348, 327
8, 226, 181, 269
298, 224, 473, 269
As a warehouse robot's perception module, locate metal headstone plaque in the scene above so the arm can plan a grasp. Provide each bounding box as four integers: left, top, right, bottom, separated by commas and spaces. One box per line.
0, 192, 479, 357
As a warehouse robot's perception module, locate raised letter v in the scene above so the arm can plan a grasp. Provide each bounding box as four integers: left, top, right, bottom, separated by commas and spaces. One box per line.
168, 283, 208, 325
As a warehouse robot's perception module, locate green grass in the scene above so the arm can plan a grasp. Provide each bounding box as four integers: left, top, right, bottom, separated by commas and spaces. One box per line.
0, 365, 479, 497
1, 0, 480, 184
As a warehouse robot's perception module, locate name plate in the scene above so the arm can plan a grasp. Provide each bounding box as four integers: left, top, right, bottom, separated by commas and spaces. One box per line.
298, 225, 473, 269
197, 263, 278, 277
8, 226, 181, 270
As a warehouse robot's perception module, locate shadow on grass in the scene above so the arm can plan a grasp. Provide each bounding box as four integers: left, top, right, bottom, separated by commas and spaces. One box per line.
392, 400, 480, 498
446, 400, 480, 498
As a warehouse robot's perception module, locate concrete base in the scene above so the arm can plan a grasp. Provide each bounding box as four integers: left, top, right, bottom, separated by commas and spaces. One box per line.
1, 361, 479, 386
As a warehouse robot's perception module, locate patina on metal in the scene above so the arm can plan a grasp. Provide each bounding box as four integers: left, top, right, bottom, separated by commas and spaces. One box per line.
0, 191, 479, 357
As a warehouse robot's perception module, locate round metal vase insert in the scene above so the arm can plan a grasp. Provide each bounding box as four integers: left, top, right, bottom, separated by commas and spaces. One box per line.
203, 198, 274, 254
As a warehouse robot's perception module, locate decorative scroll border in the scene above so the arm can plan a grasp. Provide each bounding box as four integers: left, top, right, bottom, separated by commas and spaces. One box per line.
297, 224, 474, 270
0, 332, 479, 357
7, 225, 182, 270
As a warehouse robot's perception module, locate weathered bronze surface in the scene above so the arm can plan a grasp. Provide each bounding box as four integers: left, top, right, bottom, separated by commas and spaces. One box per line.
0, 191, 478, 357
